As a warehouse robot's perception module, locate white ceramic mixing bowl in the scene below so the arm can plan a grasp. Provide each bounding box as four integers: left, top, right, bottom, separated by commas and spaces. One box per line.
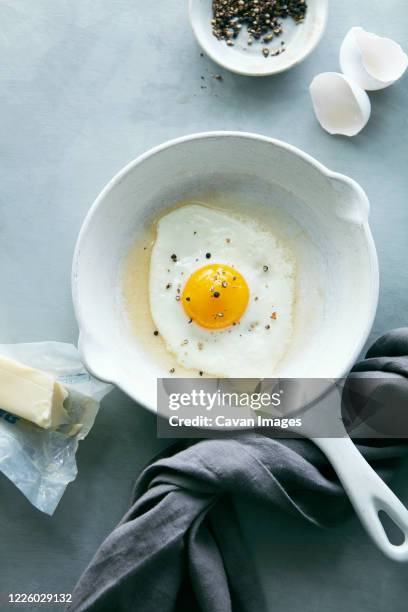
72, 133, 408, 562
72, 132, 379, 412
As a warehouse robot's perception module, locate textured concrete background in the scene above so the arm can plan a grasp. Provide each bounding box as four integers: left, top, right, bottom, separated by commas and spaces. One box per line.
0, 1, 407, 609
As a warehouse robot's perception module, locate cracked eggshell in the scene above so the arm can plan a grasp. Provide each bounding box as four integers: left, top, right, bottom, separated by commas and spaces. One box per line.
309, 72, 371, 137
340, 27, 408, 91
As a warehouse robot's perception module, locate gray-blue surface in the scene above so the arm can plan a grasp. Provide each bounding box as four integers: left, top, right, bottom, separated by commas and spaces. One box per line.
0, 1, 407, 610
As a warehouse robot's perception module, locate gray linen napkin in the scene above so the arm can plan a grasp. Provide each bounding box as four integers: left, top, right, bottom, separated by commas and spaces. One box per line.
68, 329, 408, 612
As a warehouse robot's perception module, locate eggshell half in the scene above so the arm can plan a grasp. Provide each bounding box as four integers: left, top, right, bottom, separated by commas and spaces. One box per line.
340, 27, 408, 91
309, 72, 371, 137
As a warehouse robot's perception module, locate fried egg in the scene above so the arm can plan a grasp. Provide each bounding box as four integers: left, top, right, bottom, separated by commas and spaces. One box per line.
149, 204, 296, 377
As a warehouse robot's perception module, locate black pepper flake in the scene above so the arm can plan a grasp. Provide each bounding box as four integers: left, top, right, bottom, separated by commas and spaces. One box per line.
199, 371, 204, 376
153, 330, 159, 336
169, 368, 175, 374
263, 265, 269, 272
166, 283, 172, 289
175, 295, 181, 301
186, 297, 191, 301
265, 324, 270, 330
206, 252, 211, 259
211, 0, 307, 57
171, 254, 177, 262
213, 291, 220, 298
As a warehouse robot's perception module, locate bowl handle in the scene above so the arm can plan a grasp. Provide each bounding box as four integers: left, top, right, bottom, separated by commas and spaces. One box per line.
78, 333, 116, 383
314, 436, 408, 561
329, 173, 370, 225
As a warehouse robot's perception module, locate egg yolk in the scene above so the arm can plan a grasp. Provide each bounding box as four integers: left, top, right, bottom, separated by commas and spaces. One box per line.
181, 264, 250, 330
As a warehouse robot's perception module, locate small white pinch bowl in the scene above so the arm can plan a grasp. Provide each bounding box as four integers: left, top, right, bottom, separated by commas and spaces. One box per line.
309, 72, 371, 136
340, 26, 408, 91
189, 0, 328, 76
72, 132, 378, 412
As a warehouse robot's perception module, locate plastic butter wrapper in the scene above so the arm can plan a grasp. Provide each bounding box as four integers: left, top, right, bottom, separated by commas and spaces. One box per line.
0, 342, 112, 515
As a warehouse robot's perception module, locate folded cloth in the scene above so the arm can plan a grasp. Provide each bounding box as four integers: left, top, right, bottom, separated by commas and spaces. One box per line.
68, 329, 408, 612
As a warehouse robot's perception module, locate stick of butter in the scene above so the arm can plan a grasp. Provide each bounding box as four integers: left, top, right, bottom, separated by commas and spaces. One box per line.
0, 355, 69, 429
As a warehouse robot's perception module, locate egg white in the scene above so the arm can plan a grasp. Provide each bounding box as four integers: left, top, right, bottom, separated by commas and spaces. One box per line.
149, 204, 296, 377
